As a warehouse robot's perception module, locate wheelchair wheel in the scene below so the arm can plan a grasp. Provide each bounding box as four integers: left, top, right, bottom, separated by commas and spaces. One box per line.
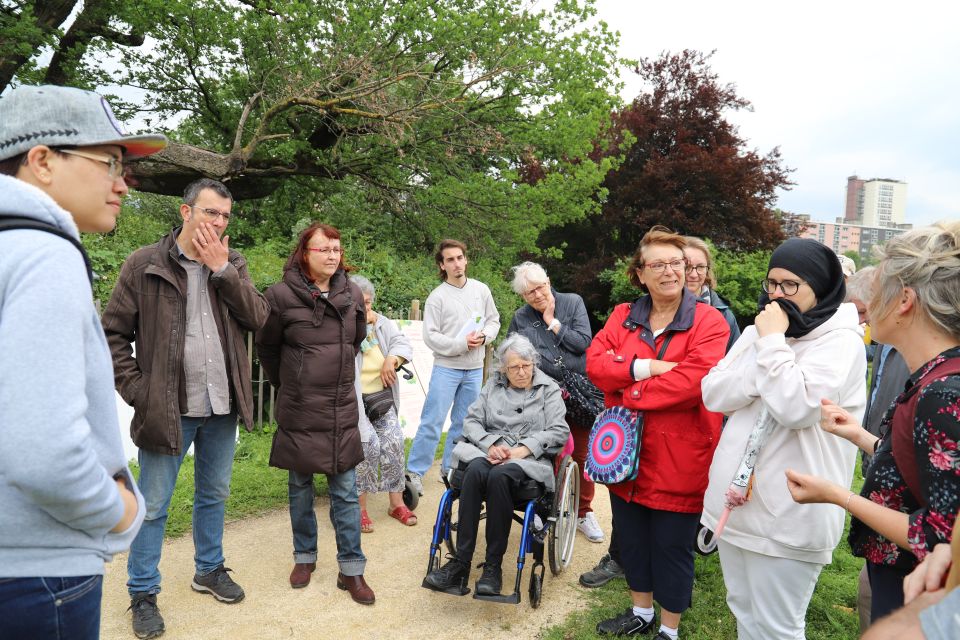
402, 478, 419, 511
695, 523, 717, 555
548, 455, 580, 576
528, 570, 543, 609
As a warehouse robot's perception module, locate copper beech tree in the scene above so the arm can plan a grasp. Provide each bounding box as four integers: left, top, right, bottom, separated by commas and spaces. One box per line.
537, 50, 793, 316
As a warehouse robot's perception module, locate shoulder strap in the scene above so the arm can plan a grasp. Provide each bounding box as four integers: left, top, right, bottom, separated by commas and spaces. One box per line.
0, 215, 93, 285
891, 357, 960, 507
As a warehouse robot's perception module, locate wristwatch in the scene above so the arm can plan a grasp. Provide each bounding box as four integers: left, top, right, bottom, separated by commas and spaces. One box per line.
547, 319, 561, 332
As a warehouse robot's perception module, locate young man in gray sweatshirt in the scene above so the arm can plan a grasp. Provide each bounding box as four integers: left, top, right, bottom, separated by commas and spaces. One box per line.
0, 84, 165, 640
405, 239, 500, 494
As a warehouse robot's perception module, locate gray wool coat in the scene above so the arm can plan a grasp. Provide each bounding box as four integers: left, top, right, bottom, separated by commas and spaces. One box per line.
451, 368, 570, 491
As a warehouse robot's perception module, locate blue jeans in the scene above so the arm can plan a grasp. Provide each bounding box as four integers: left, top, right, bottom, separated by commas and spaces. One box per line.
288, 468, 366, 576
0, 575, 102, 640
406, 365, 482, 477
127, 412, 238, 595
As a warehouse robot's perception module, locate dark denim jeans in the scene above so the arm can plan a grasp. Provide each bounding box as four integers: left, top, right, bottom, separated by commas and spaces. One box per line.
0, 575, 102, 640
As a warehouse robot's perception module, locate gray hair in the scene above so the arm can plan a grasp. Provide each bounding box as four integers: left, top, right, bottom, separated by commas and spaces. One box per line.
510, 261, 549, 295
351, 274, 376, 304
495, 333, 541, 372
870, 221, 960, 340
845, 265, 876, 304
183, 178, 233, 206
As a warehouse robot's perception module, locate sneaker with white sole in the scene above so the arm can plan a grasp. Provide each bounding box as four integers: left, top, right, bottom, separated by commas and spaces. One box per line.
577, 511, 605, 543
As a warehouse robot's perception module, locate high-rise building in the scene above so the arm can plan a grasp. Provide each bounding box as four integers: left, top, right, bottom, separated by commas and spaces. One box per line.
844, 175, 907, 227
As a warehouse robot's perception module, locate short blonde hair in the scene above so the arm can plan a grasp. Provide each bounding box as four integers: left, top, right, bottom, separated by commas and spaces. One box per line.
626, 226, 686, 291
683, 236, 717, 289
869, 221, 960, 339
510, 261, 549, 295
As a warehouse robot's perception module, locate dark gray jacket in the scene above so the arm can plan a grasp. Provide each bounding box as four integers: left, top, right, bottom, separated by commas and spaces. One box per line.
699, 287, 741, 353
861, 345, 911, 473
507, 290, 592, 380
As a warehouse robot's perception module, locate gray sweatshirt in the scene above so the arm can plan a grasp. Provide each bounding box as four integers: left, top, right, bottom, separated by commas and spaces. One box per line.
422, 278, 500, 370
0, 175, 145, 577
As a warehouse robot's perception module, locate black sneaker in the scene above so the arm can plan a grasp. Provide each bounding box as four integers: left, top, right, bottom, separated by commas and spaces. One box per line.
579, 553, 625, 588
596, 607, 656, 636
129, 593, 164, 639
475, 562, 502, 596
191, 565, 245, 603
423, 557, 470, 592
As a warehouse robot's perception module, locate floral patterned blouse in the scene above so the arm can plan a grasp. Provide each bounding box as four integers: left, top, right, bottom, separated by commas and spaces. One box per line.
849, 347, 960, 570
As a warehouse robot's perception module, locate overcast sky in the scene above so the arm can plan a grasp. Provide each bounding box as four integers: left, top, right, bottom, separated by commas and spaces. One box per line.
593, 0, 960, 226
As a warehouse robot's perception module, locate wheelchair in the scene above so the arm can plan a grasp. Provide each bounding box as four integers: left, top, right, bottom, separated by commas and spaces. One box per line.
420, 452, 580, 608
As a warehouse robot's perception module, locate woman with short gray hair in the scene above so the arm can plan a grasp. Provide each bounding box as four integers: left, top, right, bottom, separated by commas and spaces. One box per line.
423, 333, 569, 597
350, 275, 416, 533
507, 261, 604, 544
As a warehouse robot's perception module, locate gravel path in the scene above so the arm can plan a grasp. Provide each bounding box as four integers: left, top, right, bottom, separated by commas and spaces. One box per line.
98, 461, 612, 639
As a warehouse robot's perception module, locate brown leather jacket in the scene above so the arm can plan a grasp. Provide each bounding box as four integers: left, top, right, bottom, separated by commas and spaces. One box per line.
255, 267, 366, 475
101, 229, 269, 455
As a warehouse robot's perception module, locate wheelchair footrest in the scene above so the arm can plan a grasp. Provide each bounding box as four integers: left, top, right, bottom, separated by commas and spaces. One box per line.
421, 577, 471, 597
473, 591, 521, 605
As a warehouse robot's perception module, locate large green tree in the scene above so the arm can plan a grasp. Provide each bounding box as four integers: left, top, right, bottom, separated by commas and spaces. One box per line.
3, 0, 624, 259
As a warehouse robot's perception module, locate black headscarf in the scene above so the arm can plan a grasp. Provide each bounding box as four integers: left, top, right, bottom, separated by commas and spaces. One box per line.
758, 237, 847, 338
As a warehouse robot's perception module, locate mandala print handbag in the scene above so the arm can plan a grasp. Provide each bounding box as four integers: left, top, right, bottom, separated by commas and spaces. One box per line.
584, 333, 673, 485
585, 406, 643, 484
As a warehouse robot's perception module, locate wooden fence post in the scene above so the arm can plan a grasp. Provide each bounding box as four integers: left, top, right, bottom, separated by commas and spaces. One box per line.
409, 299, 421, 321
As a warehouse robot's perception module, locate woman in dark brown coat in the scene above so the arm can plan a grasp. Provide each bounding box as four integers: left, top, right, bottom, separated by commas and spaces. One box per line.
255, 222, 375, 604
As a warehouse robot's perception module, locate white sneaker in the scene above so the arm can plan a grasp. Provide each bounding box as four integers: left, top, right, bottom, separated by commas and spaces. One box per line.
407, 472, 424, 496
577, 512, 605, 543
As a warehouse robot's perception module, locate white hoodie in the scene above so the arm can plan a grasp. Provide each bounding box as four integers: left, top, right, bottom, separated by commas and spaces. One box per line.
700, 303, 866, 565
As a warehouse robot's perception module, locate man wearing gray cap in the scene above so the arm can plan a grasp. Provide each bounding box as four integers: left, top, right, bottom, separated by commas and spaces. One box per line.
0, 84, 166, 640
102, 175, 269, 634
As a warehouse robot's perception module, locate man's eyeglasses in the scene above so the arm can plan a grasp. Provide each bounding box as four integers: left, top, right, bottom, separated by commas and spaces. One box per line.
506, 363, 534, 374
761, 278, 805, 296
307, 247, 343, 256
190, 206, 231, 222
685, 264, 709, 276
59, 149, 124, 179
642, 259, 686, 274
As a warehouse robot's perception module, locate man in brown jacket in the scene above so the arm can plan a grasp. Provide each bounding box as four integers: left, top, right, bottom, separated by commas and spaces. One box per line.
101, 178, 268, 639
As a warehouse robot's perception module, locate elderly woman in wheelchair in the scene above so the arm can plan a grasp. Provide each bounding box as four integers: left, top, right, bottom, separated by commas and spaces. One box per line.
422, 334, 573, 602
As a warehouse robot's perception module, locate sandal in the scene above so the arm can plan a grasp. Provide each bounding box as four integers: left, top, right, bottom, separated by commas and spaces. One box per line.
360, 509, 374, 533
388, 504, 418, 526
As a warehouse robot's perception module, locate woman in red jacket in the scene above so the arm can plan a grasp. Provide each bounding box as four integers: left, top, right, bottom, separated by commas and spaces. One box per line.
587, 227, 729, 639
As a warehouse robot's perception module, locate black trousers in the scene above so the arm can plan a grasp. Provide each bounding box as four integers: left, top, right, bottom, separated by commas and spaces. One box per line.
455, 458, 532, 567
867, 561, 912, 622
609, 493, 699, 613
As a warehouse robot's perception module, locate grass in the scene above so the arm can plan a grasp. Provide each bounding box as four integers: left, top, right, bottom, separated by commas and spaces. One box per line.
131, 426, 442, 539
543, 472, 868, 640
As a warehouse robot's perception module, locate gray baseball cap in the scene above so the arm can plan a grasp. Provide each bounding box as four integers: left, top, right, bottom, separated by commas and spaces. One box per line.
0, 84, 167, 161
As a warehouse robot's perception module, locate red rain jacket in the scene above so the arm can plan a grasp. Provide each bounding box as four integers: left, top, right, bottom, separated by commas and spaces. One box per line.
586, 289, 729, 513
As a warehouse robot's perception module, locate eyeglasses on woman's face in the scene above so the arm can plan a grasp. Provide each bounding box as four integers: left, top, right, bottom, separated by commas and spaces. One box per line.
761, 278, 805, 296
306, 246, 342, 256
685, 264, 708, 276
506, 362, 533, 374
642, 259, 686, 274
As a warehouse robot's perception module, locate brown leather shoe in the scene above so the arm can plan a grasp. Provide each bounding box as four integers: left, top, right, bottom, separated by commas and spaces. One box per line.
289, 562, 316, 589
336, 572, 375, 605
